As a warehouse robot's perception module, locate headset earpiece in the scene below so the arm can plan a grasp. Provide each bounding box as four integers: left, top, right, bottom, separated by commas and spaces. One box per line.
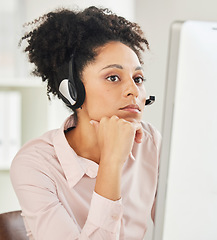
59, 79, 76, 106
58, 54, 85, 109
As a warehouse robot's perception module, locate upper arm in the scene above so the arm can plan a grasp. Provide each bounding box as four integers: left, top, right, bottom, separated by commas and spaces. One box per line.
10, 156, 80, 240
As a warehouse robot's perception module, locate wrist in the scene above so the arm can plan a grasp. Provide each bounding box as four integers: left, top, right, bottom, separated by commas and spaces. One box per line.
95, 157, 124, 201
100, 153, 126, 168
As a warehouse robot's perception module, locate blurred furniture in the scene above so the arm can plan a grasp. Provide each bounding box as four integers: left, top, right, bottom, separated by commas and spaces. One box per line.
0, 210, 28, 240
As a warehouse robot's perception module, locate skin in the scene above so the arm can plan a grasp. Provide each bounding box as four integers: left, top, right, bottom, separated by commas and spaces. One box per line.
65, 41, 147, 200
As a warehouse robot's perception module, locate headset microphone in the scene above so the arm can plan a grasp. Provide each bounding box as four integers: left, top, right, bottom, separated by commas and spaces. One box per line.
145, 96, 155, 106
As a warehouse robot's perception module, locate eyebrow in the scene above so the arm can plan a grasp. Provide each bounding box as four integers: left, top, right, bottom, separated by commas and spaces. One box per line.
101, 64, 123, 71
135, 66, 143, 71
100, 64, 143, 71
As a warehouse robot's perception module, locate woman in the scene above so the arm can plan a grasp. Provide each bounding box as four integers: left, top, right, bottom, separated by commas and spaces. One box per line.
10, 6, 161, 240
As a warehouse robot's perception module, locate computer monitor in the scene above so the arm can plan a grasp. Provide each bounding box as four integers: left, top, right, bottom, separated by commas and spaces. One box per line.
152, 20, 217, 240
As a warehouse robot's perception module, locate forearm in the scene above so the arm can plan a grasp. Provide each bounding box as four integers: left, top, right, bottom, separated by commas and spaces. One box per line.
92, 116, 142, 201
95, 157, 124, 201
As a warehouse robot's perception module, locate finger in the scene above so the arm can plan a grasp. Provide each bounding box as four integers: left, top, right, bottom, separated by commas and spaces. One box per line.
90, 120, 99, 131
110, 115, 119, 121
134, 124, 143, 144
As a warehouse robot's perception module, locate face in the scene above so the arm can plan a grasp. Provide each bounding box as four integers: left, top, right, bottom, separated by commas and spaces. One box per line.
80, 41, 147, 124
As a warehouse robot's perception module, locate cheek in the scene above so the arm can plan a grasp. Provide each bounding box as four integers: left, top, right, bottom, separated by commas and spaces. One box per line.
84, 85, 116, 111
139, 87, 147, 106
84, 89, 118, 120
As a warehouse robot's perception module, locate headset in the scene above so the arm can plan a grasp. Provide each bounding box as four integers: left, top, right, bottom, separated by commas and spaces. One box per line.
145, 95, 155, 106
59, 55, 155, 109
58, 55, 85, 110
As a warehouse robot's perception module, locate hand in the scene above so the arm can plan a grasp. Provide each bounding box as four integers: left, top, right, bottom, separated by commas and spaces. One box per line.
91, 116, 143, 200
90, 115, 143, 166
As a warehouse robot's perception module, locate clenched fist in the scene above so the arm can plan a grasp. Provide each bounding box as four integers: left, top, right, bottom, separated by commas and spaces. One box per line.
90, 115, 143, 166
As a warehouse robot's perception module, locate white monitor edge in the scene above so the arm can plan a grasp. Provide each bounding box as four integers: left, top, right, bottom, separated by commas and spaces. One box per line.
152, 20, 185, 240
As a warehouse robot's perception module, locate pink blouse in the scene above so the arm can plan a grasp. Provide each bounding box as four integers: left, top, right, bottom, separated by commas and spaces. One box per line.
10, 114, 161, 240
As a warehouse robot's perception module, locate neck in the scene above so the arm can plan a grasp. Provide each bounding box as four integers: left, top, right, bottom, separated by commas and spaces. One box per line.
65, 114, 100, 164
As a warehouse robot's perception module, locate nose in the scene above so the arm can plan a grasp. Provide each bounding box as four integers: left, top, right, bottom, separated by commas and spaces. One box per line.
123, 78, 139, 98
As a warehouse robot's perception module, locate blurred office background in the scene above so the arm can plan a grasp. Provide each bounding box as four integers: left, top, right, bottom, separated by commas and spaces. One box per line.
0, 0, 217, 239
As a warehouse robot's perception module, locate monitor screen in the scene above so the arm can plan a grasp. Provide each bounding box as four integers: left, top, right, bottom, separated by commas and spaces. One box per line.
153, 20, 217, 240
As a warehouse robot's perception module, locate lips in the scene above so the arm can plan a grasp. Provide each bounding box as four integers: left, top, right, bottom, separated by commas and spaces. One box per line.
120, 104, 141, 112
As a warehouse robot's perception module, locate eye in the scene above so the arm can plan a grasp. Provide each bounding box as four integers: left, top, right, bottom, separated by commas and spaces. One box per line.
106, 75, 120, 82
134, 76, 145, 84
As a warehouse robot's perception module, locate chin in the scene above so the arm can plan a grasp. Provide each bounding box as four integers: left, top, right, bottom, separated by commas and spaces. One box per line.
123, 117, 142, 123
117, 111, 142, 121
94, 112, 142, 123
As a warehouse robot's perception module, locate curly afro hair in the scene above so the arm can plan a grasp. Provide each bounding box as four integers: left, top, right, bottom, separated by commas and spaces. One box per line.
20, 6, 149, 111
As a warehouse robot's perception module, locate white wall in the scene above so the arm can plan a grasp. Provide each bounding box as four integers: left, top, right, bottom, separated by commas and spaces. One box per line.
136, 0, 217, 131
24, 0, 135, 22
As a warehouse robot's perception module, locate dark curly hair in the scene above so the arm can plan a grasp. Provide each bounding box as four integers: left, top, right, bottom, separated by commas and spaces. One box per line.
20, 6, 149, 111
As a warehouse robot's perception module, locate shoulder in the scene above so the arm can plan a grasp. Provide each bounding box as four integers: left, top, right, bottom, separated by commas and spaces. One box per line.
14, 129, 58, 161
10, 129, 59, 183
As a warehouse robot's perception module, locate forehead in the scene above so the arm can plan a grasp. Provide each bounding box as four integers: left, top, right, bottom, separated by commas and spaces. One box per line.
93, 41, 141, 68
